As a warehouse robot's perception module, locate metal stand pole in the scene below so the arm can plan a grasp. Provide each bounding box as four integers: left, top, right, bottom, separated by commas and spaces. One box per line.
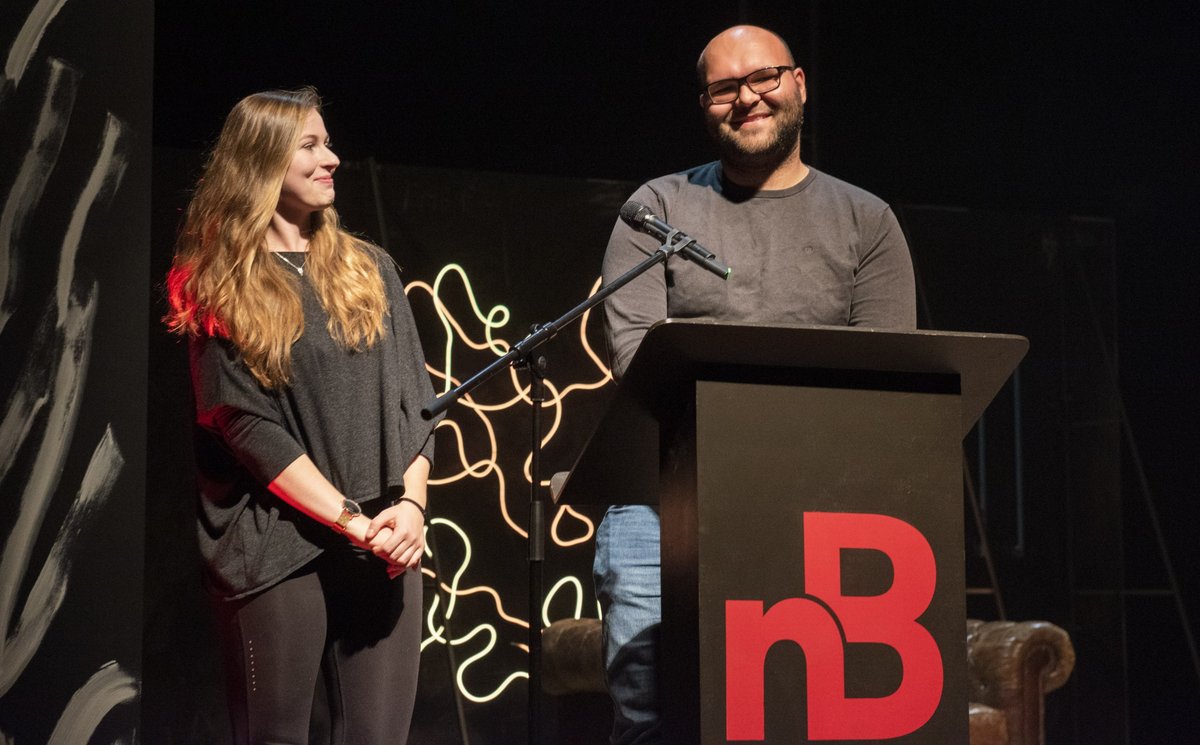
525, 353, 547, 744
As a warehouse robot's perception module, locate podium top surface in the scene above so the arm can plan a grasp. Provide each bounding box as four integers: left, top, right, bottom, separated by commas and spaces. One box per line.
620, 320, 1027, 437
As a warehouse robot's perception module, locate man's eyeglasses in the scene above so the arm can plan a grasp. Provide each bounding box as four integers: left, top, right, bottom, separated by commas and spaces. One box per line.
702, 66, 794, 105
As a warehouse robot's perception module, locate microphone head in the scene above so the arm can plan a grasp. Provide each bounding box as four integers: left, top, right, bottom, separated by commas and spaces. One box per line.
619, 200, 653, 229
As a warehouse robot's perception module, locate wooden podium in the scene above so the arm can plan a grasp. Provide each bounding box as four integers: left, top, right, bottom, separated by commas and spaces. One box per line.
558, 320, 1027, 744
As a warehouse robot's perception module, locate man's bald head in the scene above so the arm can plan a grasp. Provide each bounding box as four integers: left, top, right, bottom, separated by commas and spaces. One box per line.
694, 24, 808, 187
697, 25, 795, 85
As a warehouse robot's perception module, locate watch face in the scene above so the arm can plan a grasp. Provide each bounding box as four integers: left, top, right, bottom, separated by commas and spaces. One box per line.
343, 499, 362, 516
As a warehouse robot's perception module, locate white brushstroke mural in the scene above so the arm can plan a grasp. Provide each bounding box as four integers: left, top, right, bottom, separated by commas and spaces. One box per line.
0, 0, 149, 741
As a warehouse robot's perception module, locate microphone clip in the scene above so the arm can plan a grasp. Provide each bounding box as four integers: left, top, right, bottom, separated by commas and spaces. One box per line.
661, 229, 731, 280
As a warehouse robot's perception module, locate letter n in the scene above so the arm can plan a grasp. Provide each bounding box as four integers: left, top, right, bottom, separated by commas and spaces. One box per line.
725, 598, 843, 741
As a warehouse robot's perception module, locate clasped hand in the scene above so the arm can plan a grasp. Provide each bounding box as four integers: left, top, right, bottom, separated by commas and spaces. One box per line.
349, 503, 425, 579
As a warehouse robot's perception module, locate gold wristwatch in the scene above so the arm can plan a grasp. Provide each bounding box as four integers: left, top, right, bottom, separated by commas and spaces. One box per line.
333, 498, 363, 531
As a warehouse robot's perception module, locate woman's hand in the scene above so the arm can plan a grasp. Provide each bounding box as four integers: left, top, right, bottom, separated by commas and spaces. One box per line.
365, 454, 432, 578
364, 501, 425, 572
344, 523, 408, 579
344, 520, 391, 553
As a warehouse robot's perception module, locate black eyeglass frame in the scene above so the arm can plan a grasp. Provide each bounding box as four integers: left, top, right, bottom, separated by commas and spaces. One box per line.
701, 65, 796, 105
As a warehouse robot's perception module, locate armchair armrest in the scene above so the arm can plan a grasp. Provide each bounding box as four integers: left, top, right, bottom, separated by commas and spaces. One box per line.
966, 619, 1076, 745
542, 617, 606, 695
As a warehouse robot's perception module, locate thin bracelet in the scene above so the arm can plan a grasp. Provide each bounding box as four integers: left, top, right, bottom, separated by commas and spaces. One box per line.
397, 496, 427, 520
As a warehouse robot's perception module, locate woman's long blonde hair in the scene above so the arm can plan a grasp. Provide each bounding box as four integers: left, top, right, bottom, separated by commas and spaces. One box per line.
165, 87, 388, 389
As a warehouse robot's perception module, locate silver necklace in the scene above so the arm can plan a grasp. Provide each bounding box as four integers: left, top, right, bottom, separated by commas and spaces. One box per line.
274, 252, 307, 276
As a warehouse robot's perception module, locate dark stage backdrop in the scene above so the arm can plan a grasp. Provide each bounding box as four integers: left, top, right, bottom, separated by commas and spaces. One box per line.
0, 1, 1193, 743
0, 0, 150, 742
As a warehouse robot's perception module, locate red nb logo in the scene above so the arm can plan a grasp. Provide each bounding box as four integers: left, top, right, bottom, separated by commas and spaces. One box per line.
725, 512, 942, 741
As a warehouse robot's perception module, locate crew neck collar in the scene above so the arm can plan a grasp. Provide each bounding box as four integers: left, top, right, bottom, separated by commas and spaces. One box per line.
718, 164, 818, 200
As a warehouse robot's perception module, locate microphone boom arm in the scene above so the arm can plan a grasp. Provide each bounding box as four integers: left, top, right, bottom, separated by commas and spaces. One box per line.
422, 241, 666, 419
419, 222, 730, 419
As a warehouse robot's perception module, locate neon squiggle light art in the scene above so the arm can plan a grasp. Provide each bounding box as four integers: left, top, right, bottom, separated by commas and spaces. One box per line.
407, 264, 611, 704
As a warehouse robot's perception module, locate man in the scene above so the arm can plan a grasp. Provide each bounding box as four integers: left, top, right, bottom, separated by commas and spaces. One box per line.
593, 25, 917, 744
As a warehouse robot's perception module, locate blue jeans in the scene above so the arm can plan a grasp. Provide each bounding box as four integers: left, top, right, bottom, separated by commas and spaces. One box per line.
593, 504, 662, 745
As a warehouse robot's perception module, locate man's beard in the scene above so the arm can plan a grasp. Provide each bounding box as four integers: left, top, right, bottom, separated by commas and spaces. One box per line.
707, 95, 805, 172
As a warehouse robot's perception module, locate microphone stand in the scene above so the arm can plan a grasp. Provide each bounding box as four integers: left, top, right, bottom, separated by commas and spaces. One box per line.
421, 231, 729, 745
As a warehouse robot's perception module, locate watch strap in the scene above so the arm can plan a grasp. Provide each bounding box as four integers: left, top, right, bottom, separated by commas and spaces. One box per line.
333, 498, 362, 531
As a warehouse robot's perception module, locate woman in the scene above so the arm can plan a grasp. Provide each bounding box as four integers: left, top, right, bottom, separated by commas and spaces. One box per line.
165, 87, 436, 744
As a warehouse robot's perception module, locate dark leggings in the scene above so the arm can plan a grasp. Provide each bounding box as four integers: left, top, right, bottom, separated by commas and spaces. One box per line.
214, 546, 422, 745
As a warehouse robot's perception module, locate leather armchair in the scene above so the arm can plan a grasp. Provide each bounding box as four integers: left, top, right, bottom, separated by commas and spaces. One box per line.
543, 617, 1075, 745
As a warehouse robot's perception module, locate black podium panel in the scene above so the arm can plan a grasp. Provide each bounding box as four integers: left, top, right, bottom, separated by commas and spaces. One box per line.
660, 380, 966, 744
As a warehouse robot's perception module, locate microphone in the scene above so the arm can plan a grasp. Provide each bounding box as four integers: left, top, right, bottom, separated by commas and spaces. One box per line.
619, 201, 731, 280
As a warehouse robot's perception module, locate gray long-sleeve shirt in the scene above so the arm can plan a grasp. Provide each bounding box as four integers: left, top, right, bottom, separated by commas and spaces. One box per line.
190, 248, 437, 598
603, 164, 916, 379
